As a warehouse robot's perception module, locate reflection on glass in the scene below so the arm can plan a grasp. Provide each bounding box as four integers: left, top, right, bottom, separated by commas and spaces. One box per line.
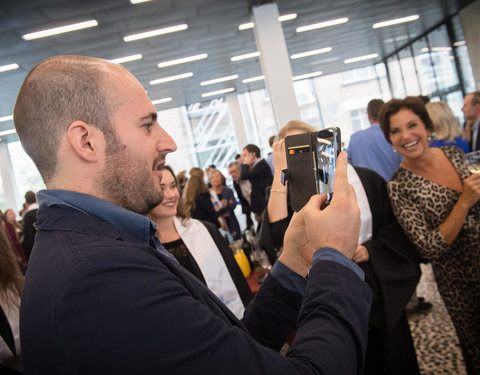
413, 37, 437, 95
427, 25, 459, 90
387, 55, 406, 98
398, 47, 421, 95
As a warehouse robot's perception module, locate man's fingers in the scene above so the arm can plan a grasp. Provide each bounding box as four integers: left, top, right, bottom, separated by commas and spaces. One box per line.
332, 151, 349, 197
304, 193, 328, 213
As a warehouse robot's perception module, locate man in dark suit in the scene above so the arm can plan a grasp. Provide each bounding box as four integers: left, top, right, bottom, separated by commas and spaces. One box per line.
14, 55, 371, 374
228, 161, 254, 229
240, 144, 273, 224
462, 91, 480, 151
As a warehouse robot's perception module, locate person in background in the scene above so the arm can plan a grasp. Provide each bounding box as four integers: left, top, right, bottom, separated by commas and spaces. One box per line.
426, 101, 470, 153
228, 161, 254, 230
149, 166, 252, 318
462, 91, 480, 151
0, 225, 23, 371
184, 167, 220, 227
240, 144, 273, 224
259, 119, 421, 375
347, 99, 402, 182
2, 210, 27, 268
176, 170, 187, 197
379, 96, 480, 375
21, 190, 38, 261
15, 55, 371, 374
209, 169, 242, 240
265, 135, 276, 175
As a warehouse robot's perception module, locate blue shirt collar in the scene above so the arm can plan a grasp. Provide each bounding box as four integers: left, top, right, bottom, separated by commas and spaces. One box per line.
37, 189, 156, 247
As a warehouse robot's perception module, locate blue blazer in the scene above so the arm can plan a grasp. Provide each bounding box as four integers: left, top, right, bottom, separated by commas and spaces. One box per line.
20, 206, 371, 374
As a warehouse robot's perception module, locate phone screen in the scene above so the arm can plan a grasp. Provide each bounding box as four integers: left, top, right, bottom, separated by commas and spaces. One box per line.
316, 128, 340, 203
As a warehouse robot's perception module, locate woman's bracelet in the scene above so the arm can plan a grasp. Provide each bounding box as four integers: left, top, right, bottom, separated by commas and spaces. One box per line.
270, 189, 287, 193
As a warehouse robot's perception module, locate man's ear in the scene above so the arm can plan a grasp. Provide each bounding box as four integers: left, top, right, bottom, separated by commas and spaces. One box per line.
67, 121, 104, 162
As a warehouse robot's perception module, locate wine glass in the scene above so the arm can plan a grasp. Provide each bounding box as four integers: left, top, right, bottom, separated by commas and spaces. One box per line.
466, 151, 480, 174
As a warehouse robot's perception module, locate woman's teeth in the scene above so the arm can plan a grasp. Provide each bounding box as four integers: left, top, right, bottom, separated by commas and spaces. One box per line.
404, 140, 418, 148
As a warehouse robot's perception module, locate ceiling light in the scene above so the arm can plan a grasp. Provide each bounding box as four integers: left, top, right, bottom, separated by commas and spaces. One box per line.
238, 13, 297, 30
200, 75, 239, 86
130, 0, 151, 3
151, 97, 172, 105
23, 20, 98, 40
201, 88, 235, 98
296, 18, 348, 33
242, 75, 265, 83
421, 47, 429, 53
109, 54, 143, 64
149, 72, 193, 85
0, 115, 13, 122
124, 24, 188, 42
453, 41, 465, 47
0, 64, 19, 73
231, 52, 260, 62
0, 129, 16, 137
344, 53, 378, 64
372, 15, 419, 29
293, 71, 323, 81
291, 47, 332, 60
432, 47, 452, 52
158, 54, 208, 68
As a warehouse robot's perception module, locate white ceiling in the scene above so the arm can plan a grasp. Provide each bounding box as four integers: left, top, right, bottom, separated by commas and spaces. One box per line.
0, 0, 469, 142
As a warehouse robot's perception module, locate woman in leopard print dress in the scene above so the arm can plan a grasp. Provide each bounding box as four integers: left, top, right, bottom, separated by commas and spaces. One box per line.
379, 97, 480, 375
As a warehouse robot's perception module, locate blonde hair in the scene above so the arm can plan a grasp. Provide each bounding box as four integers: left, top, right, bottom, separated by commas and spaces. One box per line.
425, 101, 463, 142
278, 120, 317, 140
183, 167, 209, 212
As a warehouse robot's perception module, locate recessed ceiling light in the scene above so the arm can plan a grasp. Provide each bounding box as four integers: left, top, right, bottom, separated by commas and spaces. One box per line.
158, 54, 208, 68
231, 52, 260, 62
0, 115, 13, 122
242, 75, 265, 83
130, 0, 151, 3
293, 71, 323, 81
296, 18, 348, 33
151, 97, 172, 105
201, 88, 235, 98
453, 41, 465, 46
372, 15, 419, 29
109, 54, 143, 64
291, 47, 332, 60
432, 47, 452, 52
344, 53, 379, 64
238, 13, 297, 30
0, 128, 16, 137
149, 72, 193, 85
200, 75, 239, 86
0, 64, 19, 73
23, 20, 98, 40
124, 24, 188, 42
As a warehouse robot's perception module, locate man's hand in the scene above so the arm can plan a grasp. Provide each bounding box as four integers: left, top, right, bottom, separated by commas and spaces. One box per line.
279, 151, 360, 276
303, 152, 360, 259
243, 152, 255, 167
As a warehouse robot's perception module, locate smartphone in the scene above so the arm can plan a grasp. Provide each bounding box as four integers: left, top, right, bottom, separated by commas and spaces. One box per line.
284, 127, 341, 211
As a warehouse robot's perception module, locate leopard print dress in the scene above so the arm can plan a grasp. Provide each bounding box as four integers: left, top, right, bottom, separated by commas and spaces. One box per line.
388, 146, 480, 375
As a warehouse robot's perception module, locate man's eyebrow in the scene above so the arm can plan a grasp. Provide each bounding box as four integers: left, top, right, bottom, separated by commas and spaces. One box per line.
140, 112, 157, 122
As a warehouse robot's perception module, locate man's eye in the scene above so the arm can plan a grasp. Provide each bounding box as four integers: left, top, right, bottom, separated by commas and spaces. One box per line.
143, 123, 154, 131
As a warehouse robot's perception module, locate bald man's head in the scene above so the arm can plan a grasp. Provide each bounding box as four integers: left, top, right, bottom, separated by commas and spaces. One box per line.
14, 55, 126, 183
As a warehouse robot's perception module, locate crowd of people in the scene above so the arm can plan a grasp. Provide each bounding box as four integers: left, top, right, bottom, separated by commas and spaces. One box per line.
0, 54, 479, 375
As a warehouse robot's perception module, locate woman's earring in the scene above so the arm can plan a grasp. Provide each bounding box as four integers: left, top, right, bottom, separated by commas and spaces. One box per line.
392, 146, 397, 153
428, 132, 436, 142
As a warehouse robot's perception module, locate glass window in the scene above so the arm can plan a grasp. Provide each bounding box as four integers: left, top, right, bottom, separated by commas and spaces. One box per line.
294, 79, 322, 128
445, 90, 466, 124
427, 25, 459, 91
185, 99, 238, 170
387, 55, 406, 98
451, 15, 476, 93
412, 37, 437, 95
0, 172, 4, 211
375, 63, 392, 101
7, 141, 45, 201
398, 47, 421, 95
312, 66, 388, 146
349, 108, 369, 132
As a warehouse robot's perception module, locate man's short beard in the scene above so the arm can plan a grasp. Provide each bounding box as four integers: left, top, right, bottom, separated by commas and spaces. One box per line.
98, 134, 163, 215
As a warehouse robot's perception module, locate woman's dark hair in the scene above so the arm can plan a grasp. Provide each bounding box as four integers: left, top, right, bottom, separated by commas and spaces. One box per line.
379, 96, 434, 144
157, 165, 190, 221
0, 225, 23, 307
